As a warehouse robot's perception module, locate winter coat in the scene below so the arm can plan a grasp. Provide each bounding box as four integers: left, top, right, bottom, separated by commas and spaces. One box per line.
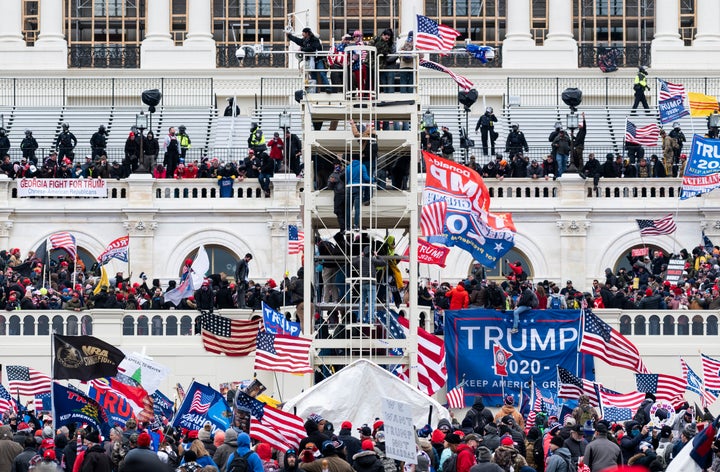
213, 428, 238, 472
447, 284, 470, 310
120, 446, 165, 472
78, 444, 113, 472
545, 447, 572, 472
352, 450, 384, 472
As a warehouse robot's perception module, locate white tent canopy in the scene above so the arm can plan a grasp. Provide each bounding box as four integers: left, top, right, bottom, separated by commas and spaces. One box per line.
282, 359, 451, 430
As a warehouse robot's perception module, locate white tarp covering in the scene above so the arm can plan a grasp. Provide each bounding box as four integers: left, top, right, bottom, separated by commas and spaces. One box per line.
282, 359, 450, 429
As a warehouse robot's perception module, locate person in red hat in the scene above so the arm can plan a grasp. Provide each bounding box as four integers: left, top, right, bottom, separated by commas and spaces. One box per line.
337, 421, 361, 465
194, 278, 215, 313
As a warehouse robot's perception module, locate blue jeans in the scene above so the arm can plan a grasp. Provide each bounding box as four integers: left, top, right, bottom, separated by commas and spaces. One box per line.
258, 173, 271, 193
380, 67, 396, 93
360, 282, 377, 323
513, 305, 532, 329
557, 153, 568, 176
398, 69, 413, 93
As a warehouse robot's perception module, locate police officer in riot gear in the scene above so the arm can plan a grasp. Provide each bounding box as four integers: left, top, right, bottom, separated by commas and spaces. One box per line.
0, 128, 10, 159
90, 125, 108, 160
21, 129, 38, 164
475, 106, 498, 157
177, 125, 191, 162
505, 123, 529, 156
55, 123, 77, 162
632, 66, 650, 113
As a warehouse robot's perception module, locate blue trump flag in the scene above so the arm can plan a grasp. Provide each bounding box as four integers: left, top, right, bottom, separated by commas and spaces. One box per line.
262, 302, 301, 336
53, 383, 111, 436
172, 381, 230, 434
658, 95, 689, 124
681, 135, 720, 199
444, 308, 594, 404
151, 390, 174, 420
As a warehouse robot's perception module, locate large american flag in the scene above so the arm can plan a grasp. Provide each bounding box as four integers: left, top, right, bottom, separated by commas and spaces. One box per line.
419, 60, 474, 91
681, 358, 718, 407
701, 353, 720, 390
255, 331, 313, 374
420, 200, 447, 237
398, 315, 447, 395
557, 367, 599, 406
288, 224, 304, 255
48, 232, 77, 260
250, 403, 306, 451
415, 15, 459, 51
636, 214, 677, 236
636, 373, 687, 402
0, 384, 16, 415
200, 314, 260, 356
6, 365, 51, 396
625, 120, 659, 146
579, 310, 650, 374
658, 78, 686, 101
446, 384, 465, 409
189, 389, 214, 414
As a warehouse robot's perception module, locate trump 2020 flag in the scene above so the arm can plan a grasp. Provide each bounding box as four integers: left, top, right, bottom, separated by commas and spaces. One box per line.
97, 235, 129, 265
681, 135, 720, 199
262, 302, 301, 336
172, 381, 230, 434
53, 334, 126, 381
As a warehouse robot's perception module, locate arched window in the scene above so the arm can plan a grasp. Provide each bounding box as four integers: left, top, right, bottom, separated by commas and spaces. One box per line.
634, 315, 646, 335
52, 316, 64, 335
180, 316, 193, 335
35, 243, 97, 276
38, 316, 49, 336
67, 316, 78, 335
0, 315, 6, 335
619, 315, 632, 335
708, 315, 718, 336
663, 315, 675, 335
470, 248, 533, 282
678, 315, 689, 335
23, 315, 35, 335
648, 315, 660, 335
692, 315, 704, 335
181, 246, 240, 280
81, 315, 93, 335
166, 316, 178, 336
137, 316, 149, 336
123, 316, 134, 335
613, 245, 668, 273
9, 315, 21, 335
151, 316, 163, 335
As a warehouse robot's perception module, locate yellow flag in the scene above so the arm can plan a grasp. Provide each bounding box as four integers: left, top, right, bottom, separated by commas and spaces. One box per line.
257, 394, 281, 408
689, 92, 719, 117
93, 265, 109, 295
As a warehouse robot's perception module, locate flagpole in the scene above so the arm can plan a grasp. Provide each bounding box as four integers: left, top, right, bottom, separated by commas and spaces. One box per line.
50, 330, 56, 433
623, 118, 628, 163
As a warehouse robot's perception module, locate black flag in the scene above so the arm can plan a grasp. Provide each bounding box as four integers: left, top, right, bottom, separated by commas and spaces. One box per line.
53, 334, 125, 381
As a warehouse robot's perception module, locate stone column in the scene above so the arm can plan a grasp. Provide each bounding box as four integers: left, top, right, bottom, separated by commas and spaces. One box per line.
35, 0, 66, 46
695, 0, 720, 43
545, 0, 574, 43
0, 0, 25, 44
504, 0, 533, 44
184, 0, 214, 45
143, 0, 173, 45
653, 0, 682, 44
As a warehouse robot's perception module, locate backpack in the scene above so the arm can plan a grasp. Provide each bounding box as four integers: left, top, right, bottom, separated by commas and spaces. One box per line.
228, 451, 254, 472
578, 404, 595, 427
533, 437, 545, 472
549, 295, 562, 310
441, 453, 457, 472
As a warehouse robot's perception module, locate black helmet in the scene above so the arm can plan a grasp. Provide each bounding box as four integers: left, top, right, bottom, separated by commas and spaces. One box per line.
639, 66, 648, 75
179, 125, 186, 132
99, 125, 106, 132
62, 123, 69, 130
24, 129, 32, 136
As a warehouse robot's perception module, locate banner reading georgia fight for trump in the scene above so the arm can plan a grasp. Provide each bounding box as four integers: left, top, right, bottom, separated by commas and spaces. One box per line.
444, 309, 594, 405
681, 135, 720, 199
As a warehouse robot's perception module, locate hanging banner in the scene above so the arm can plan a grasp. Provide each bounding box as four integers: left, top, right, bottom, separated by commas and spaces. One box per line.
444, 308, 594, 404
658, 96, 689, 124
681, 135, 720, 199
403, 239, 450, 267
17, 178, 108, 197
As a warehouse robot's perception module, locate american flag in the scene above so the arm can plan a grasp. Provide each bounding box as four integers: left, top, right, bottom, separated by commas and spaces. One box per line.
250, 403, 306, 451
420, 199, 447, 237
34, 392, 51, 412
6, 365, 51, 396
419, 60, 474, 91
524, 385, 545, 433
446, 384, 465, 409
288, 224, 304, 255
579, 311, 650, 374
0, 384, 16, 415
625, 120, 659, 146
48, 232, 77, 260
681, 358, 718, 407
701, 353, 720, 390
658, 78, 686, 101
398, 315, 447, 395
636, 214, 676, 236
236, 391, 266, 420
176, 382, 186, 403
415, 15, 460, 51
201, 314, 260, 356
189, 389, 214, 414
597, 385, 645, 409
557, 367, 599, 406
636, 373, 687, 402
254, 331, 313, 374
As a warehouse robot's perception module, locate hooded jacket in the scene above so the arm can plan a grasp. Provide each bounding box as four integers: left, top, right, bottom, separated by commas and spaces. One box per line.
352, 450, 384, 472
338, 428, 362, 464
462, 399, 494, 435
226, 433, 264, 472
545, 447, 572, 472
213, 428, 238, 472
447, 284, 469, 310
493, 405, 525, 430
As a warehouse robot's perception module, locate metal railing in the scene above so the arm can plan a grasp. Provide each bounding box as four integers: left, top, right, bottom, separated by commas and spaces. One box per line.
68, 45, 141, 69
578, 44, 651, 69
216, 45, 290, 68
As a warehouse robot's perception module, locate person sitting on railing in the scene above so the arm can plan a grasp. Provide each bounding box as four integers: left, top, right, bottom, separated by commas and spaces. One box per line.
109, 161, 123, 180
622, 158, 637, 178
92, 155, 110, 179
481, 158, 499, 179
286, 27, 331, 93
63, 291, 86, 312
152, 163, 166, 179
580, 152, 601, 188
0, 156, 15, 179
649, 155, 667, 178
542, 154, 558, 181
528, 159, 543, 180
509, 152, 528, 178
495, 156, 508, 180
56, 159, 72, 179
465, 155, 480, 173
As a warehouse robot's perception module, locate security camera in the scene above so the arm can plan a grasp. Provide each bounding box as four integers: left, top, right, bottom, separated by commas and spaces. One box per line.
485, 48, 496, 61
235, 47, 246, 60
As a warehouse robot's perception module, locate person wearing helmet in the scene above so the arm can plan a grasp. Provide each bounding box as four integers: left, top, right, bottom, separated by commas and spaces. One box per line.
90, 125, 108, 160
0, 128, 10, 161
475, 106, 498, 157
668, 122, 686, 177
163, 126, 180, 178
632, 66, 650, 113
20, 129, 38, 164
55, 123, 77, 163
177, 125, 191, 163
548, 121, 564, 159
505, 123, 528, 156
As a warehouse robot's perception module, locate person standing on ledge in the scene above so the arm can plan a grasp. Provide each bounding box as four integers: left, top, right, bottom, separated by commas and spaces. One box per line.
632, 66, 650, 113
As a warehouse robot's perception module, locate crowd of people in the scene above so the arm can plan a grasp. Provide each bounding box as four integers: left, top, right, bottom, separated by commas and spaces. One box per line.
1, 390, 719, 471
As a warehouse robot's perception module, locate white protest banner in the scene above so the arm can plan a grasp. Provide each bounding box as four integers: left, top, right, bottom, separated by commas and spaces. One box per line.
665, 258, 686, 286
118, 352, 171, 394
17, 178, 108, 197
381, 397, 417, 464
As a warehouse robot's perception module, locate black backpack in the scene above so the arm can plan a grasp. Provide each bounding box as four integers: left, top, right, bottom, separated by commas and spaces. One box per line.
441, 453, 457, 472
229, 451, 254, 472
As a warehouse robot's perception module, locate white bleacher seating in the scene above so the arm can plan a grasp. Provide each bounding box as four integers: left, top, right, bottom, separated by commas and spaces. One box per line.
7, 107, 63, 151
